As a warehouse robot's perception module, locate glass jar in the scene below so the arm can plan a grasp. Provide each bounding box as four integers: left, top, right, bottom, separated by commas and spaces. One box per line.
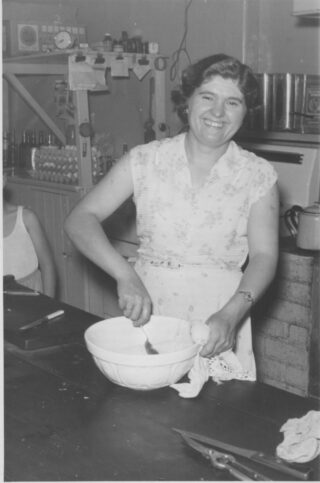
103, 33, 113, 52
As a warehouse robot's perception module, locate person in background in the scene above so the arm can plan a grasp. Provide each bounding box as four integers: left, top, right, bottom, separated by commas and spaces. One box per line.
3, 173, 57, 297
65, 54, 279, 382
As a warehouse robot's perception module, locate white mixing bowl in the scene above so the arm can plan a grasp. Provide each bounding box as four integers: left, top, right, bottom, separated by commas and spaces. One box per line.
84, 315, 199, 390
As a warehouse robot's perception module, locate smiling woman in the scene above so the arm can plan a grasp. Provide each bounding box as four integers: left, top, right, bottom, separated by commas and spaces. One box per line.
186, 76, 247, 157
65, 53, 279, 385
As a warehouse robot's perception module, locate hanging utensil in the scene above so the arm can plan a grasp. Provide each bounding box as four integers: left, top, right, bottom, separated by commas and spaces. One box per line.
144, 76, 156, 143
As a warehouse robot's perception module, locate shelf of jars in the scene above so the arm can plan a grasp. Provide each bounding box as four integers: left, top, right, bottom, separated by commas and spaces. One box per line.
3, 50, 167, 189
31, 143, 116, 185
4, 141, 118, 187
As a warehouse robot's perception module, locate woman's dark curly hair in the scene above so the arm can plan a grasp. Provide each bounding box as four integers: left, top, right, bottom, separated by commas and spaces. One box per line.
171, 54, 259, 125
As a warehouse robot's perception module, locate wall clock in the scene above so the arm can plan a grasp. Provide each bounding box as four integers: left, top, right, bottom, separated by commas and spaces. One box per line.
54, 31, 74, 50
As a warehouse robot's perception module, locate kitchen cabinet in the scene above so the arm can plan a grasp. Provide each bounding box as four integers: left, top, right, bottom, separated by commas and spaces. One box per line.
292, 0, 320, 16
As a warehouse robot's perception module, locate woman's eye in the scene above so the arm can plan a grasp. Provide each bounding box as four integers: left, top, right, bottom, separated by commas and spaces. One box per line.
201, 94, 214, 101
227, 99, 241, 107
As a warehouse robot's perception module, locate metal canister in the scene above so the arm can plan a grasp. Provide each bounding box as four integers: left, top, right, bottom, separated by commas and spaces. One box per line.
293, 74, 307, 133
257, 73, 273, 130
246, 73, 273, 131
272, 73, 294, 131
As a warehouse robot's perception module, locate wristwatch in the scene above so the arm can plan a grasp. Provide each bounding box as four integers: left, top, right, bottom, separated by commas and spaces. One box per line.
238, 290, 255, 305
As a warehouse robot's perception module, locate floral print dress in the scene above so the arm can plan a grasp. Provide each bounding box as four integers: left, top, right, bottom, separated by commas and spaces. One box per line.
129, 133, 277, 381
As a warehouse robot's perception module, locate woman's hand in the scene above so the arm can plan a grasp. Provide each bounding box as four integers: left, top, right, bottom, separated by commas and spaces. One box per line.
117, 272, 152, 326
200, 311, 237, 358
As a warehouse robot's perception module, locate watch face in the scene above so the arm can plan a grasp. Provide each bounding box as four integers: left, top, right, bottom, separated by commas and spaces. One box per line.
54, 31, 73, 49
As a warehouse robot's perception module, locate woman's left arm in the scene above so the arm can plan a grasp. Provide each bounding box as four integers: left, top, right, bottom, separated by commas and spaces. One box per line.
201, 183, 279, 357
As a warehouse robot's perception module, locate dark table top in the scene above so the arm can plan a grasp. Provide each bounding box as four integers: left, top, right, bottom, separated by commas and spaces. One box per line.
3, 285, 320, 481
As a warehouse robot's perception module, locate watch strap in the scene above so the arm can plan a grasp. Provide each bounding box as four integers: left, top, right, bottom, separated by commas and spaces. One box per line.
238, 290, 255, 305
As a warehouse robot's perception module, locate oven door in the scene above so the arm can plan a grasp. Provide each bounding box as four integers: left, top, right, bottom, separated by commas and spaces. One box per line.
239, 142, 320, 236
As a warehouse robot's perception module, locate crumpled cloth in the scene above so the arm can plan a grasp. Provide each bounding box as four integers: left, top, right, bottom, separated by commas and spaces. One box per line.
276, 411, 320, 463
170, 353, 210, 398
170, 323, 255, 398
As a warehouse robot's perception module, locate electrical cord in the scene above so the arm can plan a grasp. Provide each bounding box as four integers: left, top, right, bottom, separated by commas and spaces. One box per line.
170, 0, 193, 82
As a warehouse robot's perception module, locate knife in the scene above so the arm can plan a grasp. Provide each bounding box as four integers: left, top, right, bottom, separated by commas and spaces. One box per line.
19, 310, 65, 331
173, 428, 312, 480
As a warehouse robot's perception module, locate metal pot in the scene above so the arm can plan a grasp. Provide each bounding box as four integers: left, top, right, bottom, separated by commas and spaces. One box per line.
284, 202, 320, 250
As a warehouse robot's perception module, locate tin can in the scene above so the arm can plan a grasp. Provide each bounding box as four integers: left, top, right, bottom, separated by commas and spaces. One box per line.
272, 73, 294, 131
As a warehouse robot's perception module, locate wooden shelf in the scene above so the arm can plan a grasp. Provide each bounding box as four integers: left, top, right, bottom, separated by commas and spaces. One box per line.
7, 174, 84, 193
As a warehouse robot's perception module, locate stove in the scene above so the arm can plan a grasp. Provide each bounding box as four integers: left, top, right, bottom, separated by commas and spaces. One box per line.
240, 141, 320, 236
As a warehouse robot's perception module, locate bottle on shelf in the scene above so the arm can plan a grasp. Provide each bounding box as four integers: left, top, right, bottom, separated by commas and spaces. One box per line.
113, 40, 124, 54
66, 124, 76, 145
31, 128, 38, 148
29, 128, 39, 169
9, 129, 18, 169
47, 132, 55, 147
19, 130, 35, 170
121, 31, 128, 52
18, 131, 27, 169
38, 130, 45, 146
103, 33, 113, 52
3, 130, 9, 168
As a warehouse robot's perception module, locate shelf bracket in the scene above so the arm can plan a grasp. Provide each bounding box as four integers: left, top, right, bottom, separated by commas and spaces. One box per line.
3, 72, 66, 145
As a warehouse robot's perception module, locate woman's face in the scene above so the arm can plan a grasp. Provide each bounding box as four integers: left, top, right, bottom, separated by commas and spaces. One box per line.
187, 75, 247, 149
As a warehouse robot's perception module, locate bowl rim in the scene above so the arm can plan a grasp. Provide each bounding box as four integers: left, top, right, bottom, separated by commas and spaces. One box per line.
84, 316, 200, 366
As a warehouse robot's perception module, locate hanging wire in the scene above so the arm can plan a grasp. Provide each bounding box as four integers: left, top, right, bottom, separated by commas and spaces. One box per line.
169, 0, 193, 82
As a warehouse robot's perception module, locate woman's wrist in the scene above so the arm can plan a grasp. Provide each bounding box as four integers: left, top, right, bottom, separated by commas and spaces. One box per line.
219, 290, 254, 327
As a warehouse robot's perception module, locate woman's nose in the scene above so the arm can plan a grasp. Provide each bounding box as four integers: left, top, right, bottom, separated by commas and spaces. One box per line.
210, 99, 225, 117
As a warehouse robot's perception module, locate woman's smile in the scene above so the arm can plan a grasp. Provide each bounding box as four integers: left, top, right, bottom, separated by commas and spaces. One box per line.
202, 117, 224, 129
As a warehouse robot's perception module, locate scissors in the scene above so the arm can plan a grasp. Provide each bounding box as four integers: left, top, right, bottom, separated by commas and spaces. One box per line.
177, 431, 269, 481
173, 428, 312, 481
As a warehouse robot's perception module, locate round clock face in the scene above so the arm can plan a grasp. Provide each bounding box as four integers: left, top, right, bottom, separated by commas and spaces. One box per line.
54, 31, 73, 50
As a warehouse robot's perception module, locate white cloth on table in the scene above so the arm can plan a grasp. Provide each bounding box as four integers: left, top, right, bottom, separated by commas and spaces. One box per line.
129, 134, 277, 396
276, 411, 320, 463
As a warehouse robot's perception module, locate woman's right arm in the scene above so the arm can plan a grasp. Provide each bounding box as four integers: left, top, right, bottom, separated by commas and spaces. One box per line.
64, 155, 152, 325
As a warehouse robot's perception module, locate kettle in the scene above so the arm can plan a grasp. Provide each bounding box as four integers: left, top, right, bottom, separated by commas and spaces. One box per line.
284, 202, 320, 250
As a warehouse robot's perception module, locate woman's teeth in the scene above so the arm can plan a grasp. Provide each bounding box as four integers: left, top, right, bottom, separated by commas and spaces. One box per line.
203, 119, 223, 128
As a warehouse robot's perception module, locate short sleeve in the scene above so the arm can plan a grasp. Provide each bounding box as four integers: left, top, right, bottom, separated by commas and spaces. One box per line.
128, 140, 161, 201
249, 158, 278, 206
